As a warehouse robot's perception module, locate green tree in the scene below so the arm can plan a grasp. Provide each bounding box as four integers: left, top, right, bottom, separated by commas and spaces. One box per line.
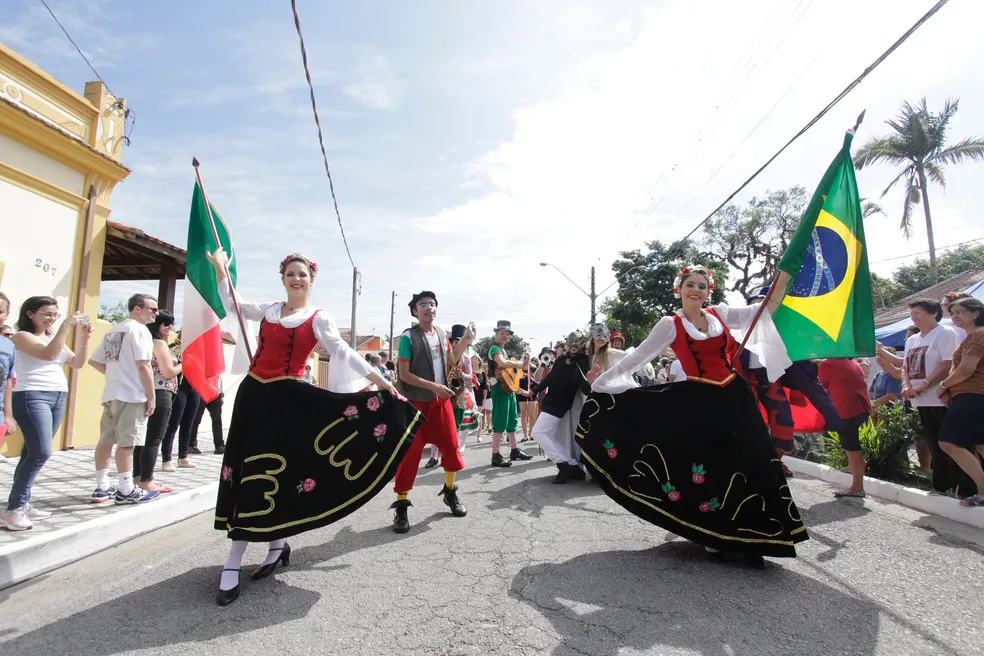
600, 241, 727, 345
853, 97, 984, 284
473, 333, 529, 362
98, 301, 128, 324
887, 244, 984, 302
701, 186, 808, 301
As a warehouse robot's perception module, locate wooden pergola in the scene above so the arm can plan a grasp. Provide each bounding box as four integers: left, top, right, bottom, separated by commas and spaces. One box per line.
102, 221, 186, 310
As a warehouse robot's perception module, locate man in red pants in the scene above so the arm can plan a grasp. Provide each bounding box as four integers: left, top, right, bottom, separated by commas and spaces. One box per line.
390, 291, 472, 533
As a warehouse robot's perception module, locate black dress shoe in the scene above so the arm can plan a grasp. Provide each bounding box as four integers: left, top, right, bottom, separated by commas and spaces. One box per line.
510, 448, 533, 461
552, 465, 569, 484
490, 453, 512, 467
216, 569, 241, 606
423, 457, 439, 469
566, 463, 586, 481
189, 446, 202, 455
745, 554, 766, 570
438, 485, 467, 517
251, 542, 291, 581
214, 445, 226, 455
390, 499, 412, 533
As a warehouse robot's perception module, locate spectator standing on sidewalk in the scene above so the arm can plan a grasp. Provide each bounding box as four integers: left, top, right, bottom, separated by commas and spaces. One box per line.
191, 376, 225, 454
3, 296, 93, 530
87, 293, 161, 505
0, 292, 15, 470
134, 310, 180, 493
818, 358, 873, 499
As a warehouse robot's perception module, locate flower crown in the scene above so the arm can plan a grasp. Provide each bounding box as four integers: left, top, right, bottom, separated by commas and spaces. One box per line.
279, 253, 318, 276
673, 265, 716, 299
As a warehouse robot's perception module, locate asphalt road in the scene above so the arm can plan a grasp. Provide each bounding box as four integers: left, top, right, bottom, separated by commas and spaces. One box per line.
1, 441, 982, 656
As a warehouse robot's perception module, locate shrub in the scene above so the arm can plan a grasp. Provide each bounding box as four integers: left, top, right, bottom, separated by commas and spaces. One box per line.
819, 403, 925, 487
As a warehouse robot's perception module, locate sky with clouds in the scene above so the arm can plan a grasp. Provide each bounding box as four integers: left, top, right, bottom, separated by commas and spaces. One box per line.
4, 0, 984, 350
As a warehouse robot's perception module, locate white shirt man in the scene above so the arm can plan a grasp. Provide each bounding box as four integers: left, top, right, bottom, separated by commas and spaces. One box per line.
88, 294, 161, 505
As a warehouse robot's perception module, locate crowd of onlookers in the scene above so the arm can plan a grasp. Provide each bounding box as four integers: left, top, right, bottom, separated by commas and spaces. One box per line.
0, 291, 228, 532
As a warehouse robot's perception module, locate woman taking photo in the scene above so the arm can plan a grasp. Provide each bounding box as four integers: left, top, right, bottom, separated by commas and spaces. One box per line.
206, 248, 419, 606
583, 265, 807, 568
133, 310, 181, 493
1, 297, 91, 531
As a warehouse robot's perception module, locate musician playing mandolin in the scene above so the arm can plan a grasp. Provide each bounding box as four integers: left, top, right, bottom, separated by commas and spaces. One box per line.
487, 320, 535, 467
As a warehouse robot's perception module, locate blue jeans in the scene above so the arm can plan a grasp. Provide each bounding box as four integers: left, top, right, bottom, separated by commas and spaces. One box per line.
8, 391, 66, 510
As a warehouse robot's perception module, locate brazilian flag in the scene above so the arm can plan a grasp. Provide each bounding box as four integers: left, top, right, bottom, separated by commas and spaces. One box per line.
773, 131, 875, 361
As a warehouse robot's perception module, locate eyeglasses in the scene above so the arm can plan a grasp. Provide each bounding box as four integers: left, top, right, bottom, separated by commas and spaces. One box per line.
35, 312, 61, 320
142, 306, 160, 314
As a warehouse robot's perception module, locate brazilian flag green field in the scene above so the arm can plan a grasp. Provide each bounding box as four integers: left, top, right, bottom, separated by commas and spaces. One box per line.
773, 131, 876, 361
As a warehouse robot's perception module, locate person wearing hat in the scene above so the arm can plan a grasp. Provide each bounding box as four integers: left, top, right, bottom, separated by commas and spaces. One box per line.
530, 330, 594, 483
425, 324, 475, 467
610, 332, 625, 351
391, 291, 471, 533
487, 320, 533, 466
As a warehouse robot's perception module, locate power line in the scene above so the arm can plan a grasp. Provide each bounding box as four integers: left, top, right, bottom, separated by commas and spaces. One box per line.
39, 0, 116, 99
672, 0, 952, 249
290, 0, 356, 269
870, 237, 984, 265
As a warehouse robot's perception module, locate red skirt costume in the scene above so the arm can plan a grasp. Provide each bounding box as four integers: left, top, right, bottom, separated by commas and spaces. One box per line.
578, 308, 809, 558
214, 311, 421, 542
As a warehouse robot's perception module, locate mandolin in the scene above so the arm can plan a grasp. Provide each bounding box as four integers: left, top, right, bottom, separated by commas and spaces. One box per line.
495, 345, 530, 393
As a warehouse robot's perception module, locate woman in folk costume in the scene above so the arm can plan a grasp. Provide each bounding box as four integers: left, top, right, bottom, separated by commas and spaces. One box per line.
530, 330, 592, 483
587, 323, 637, 389
581, 265, 807, 568
207, 249, 419, 606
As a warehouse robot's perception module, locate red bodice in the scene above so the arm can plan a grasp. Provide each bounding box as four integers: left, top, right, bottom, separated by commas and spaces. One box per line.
669, 309, 739, 385
249, 314, 319, 380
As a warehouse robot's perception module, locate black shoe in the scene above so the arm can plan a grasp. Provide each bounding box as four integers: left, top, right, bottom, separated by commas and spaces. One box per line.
510, 447, 533, 461
438, 485, 467, 517
490, 453, 512, 467
189, 446, 202, 455
251, 542, 291, 580
552, 465, 569, 484
214, 445, 226, 455
566, 463, 586, 481
216, 569, 241, 606
423, 457, 439, 469
745, 554, 766, 570
390, 499, 412, 533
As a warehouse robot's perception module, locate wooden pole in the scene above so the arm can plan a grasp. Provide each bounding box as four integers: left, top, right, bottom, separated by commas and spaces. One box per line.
733, 271, 790, 361
192, 158, 253, 362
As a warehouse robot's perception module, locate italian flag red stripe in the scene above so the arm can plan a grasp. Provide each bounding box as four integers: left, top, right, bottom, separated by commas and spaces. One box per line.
181, 181, 237, 403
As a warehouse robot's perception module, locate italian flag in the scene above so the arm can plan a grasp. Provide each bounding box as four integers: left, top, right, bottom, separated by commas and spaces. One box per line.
181, 181, 237, 403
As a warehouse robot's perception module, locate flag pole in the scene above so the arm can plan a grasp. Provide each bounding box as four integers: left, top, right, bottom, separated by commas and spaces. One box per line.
191, 157, 254, 363
732, 110, 865, 362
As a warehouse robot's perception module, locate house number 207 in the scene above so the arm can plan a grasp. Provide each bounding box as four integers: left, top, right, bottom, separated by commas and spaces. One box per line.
35, 258, 57, 276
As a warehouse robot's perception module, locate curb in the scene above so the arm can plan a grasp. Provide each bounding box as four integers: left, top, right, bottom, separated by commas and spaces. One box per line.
783, 458, 984, 530
0, 482, 218, 591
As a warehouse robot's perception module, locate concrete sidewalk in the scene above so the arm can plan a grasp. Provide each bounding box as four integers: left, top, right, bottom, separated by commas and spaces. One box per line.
0, 447, 223, 589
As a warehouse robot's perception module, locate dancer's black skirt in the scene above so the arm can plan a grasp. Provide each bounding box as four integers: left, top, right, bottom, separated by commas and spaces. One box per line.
577, 378, 808, 557
215, 375, 421, 541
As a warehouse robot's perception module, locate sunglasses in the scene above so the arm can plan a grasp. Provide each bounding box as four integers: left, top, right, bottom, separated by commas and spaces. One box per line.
142, 306, 160, 314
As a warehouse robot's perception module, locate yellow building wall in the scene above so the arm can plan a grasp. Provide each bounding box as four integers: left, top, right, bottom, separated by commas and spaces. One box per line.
0, 44, 129, 457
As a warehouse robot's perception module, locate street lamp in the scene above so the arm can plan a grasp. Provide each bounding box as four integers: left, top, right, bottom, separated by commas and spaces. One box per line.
539, 262, 651, 326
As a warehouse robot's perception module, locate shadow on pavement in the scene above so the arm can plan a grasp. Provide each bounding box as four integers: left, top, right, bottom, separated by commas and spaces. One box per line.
0, 512, 455, 655
484, 467, 609, 519
511, 542, 883, 656
799, 497, 872, 527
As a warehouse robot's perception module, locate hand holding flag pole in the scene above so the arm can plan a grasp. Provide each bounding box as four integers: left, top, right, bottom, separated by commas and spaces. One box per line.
191, 157, 254, 363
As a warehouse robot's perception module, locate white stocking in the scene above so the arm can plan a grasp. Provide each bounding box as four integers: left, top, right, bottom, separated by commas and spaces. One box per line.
261, 538, 286, 566
221, 540, 248, 590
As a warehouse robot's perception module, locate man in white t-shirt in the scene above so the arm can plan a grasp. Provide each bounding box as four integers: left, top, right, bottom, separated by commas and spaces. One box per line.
902, 297, 967, 493
668, 358, 685, 383
88, 294, 161, 505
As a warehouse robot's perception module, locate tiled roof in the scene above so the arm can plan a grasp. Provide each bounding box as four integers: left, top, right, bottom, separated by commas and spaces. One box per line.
873, 268, 984, 327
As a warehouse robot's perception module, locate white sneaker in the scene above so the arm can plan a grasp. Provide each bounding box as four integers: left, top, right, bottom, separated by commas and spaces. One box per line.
0, 507, 33, 531
24, 503, 52, 521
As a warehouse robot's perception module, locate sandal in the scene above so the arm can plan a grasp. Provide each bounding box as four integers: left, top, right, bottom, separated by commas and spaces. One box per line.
834, 488, 866, 498
958, 495, 984, 507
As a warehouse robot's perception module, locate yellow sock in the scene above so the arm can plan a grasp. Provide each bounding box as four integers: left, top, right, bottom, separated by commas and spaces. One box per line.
444, 471, 456, 489
397, 492, 408, 501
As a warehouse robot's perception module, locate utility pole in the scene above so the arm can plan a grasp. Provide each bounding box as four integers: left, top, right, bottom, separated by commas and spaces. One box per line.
388, 290, 396, 361
589, 265, 597, 326
349, 267, 359, 349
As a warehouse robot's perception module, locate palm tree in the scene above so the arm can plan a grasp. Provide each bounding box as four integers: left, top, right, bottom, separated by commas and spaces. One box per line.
853, 98, 984, 283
